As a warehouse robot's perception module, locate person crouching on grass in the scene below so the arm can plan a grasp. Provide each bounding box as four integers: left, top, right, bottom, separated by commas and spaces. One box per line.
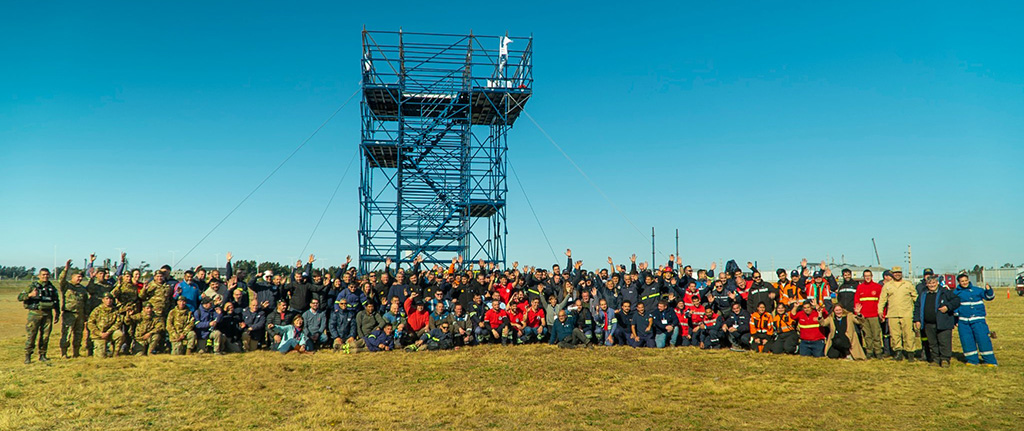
820, 303, 866, 360
273, 315, 310, 354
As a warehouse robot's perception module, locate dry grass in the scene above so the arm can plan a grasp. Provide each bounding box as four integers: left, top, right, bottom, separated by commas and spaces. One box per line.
1, 280, 1023, 430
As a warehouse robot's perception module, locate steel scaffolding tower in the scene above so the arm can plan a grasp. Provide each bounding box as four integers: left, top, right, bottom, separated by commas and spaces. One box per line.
359, 30, 532, 273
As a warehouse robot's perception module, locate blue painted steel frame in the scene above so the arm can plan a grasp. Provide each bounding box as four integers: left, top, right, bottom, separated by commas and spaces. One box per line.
358, 30, 532, 274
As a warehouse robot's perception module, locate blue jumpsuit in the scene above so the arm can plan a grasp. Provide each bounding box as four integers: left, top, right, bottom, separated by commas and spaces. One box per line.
953, 284, 997, 365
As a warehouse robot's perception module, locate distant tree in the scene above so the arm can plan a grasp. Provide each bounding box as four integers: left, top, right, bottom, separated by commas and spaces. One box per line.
137, 261, 151, 273
1001, 263, 1015, 269
257, 261, 291, 277
233, 260, 257, 278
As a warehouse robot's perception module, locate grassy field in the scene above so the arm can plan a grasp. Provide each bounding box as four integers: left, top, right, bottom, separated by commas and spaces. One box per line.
1, 279, 1022, 430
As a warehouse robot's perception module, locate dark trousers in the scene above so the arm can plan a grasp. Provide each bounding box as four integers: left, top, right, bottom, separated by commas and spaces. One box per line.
770, 331, 798, 354
923, 323, 953, 363
727, 331, 751, 349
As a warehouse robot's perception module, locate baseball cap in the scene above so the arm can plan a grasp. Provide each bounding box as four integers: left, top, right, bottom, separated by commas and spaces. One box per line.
813, 270, 823, 278
922, 268, 934, 276
891, 266, 903, 273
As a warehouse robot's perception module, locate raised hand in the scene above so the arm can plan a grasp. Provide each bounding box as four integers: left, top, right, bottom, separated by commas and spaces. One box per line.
854, 303, 863, 314
676, 256, 682, 265
710, 262, 717, 271
309, 254, 316, 264
121, 252, 126, 262
819, 261, 826, 270
565, 249, 572, 257
346, 255, 352, 264
226, 252, 232, 262
607, 257, 613, 265
512, 261, 519, 268
746, 261, 753, 269
385, 257, 392, 267
295, 260, 302, 268
800, 258, 807, 267
89, 253, 96, 262
630, 254, 637, 263
65, 259, 72, 268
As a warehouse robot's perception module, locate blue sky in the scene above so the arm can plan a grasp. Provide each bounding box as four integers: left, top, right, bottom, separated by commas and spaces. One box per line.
2, 1, 1022, 273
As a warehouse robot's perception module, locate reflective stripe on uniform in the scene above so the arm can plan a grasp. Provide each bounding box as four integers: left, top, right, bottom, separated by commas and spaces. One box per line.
963, 350, 978, 356
960, 301, 983, 306
859, 297, 878, 301
798, 324, 819, 329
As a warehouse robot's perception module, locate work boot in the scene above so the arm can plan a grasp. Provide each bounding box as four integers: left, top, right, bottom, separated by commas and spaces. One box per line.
864, 351, 874, 360
38, 354, 50, 363
893, 350, 904, 361
906, 351, 916, 363
24, 353, 31, 364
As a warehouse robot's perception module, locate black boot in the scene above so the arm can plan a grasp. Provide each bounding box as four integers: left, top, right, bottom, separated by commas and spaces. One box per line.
24, 353, 31, 364
906, 350, 916, 363
39, 353, 50, 362
894, 350, 904, 361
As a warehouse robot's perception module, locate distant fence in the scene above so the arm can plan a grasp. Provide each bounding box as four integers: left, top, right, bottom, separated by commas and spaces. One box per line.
982, 267, 1024, 287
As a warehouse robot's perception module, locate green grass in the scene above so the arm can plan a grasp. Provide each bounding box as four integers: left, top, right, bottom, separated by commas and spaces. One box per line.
1, 285, 1023, 430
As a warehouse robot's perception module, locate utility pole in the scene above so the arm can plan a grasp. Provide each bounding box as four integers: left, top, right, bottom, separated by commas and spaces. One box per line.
907, 244, 913, 281
651, 227, 656, 266
675, 228, 679, 260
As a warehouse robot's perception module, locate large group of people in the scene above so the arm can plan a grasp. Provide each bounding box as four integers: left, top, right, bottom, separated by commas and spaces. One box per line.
18, 250, 999, 368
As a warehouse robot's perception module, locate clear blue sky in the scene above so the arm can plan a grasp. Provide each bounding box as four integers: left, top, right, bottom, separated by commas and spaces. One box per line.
2, 1, 1022, 273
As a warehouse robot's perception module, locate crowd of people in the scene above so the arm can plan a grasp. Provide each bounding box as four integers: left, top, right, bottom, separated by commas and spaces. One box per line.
18, 250, 999, 368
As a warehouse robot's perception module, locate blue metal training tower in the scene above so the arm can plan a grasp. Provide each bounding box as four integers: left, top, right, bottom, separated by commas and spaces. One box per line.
359, 30, 533, 273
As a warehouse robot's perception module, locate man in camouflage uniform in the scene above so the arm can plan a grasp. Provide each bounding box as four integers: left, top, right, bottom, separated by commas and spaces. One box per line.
87, 293, 123, 358
166, 296, 197, 355
126, 303, 164, 355
18, 267, 60, 364
112, 272, 141, 354
140, 271, 173, 319
85, 267, 115, 356
139, 271, 173, 353
57, 260, 90, 358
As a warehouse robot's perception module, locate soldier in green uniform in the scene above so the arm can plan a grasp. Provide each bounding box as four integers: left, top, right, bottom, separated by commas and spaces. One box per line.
140, 271, 173, 319
87, 293, 123, 358
125, 303, 164, 355
112, 271, 141, 355
166, 296, 197, 355
57, 260, 90, 358
18, 267, 60, 364
85, 267, 115, 356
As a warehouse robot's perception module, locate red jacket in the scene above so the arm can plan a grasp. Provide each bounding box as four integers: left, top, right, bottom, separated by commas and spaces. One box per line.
791, 309, 826, 342
484, 308, 510, 329
525, 308, 545, 328
672, 307, 690, 337
403, 297, 430, 332
854, 282, 882, 318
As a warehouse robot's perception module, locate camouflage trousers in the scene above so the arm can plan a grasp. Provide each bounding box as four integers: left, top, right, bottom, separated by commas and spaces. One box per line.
90, 330, 124, 358
131, 333, 163, 355
25, 310, 55, 356
169, 332, 198, 355
60, 311, 85, 357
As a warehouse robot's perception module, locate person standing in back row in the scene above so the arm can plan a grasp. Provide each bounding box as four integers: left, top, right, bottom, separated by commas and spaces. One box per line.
19, 267, 60, 364
953, 274, 997, 366
878, 266, 917, 361
913, 276, 959, 367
